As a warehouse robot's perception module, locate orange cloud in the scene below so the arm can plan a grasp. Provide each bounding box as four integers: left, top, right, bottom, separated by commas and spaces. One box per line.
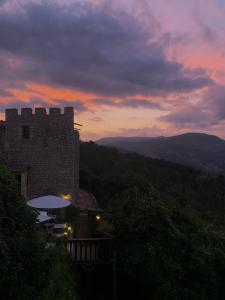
7, 82, 98, 108
27, 83, 96, 105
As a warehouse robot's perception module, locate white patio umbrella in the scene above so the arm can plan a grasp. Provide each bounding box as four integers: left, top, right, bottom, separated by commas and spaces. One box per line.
27, 195, 71, 210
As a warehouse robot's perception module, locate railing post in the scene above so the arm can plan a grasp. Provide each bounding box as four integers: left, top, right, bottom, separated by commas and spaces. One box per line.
113, 250, 117, 300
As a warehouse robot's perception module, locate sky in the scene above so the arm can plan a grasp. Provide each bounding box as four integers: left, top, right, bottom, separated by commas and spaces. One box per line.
0, 0, 225, 140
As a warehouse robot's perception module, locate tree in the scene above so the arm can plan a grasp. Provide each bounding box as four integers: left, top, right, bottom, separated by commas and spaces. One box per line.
0, 161, 77, 300
111, 187, 225, 300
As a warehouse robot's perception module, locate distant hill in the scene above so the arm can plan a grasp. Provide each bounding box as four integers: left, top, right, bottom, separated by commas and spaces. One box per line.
97, 133, 225, 174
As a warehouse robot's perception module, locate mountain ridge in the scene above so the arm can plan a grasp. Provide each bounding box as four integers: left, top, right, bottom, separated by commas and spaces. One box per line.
97, 133, 225, 174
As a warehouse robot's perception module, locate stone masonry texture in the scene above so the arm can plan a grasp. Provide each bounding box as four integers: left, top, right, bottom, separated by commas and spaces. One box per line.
0, 107, 79, 203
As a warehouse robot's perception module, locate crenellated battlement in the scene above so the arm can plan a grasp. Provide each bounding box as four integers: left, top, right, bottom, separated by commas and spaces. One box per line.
6, 107, 74, 119
35, 107, 47, 115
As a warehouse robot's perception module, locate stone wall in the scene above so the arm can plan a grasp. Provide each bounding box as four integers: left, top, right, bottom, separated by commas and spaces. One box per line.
2, 107, 79, 202
0, 121, 6, 155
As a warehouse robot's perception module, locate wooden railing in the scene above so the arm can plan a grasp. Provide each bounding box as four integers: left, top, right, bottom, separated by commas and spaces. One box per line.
66, 238, 114, 264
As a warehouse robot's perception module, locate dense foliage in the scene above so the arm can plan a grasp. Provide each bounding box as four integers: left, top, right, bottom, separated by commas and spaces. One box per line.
80, 142, 225, 300
0, 162, 77, 300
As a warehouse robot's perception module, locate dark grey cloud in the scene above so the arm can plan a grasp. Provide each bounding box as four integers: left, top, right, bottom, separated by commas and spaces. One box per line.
92, 98, 162, 109
160, 105, 216, 128
202, 85, 225, 120
160, 85, 225, 128
0, 2, 212, 97
0, 0, 7, 5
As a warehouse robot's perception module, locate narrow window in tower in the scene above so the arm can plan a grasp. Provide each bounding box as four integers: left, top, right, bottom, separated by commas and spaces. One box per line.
22, 126, 30, 139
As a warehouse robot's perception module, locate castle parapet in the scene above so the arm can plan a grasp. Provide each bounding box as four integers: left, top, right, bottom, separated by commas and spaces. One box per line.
6, 107, 74, 118
64, 107, 74, 115
35, 107, 46, 115
21, 108, 33, 117
6, 108, 18, 119
49, 107, 61, 115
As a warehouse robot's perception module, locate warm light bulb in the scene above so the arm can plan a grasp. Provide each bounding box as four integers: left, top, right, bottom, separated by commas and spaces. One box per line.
61, 194, 72, 201
68, 226, 72, 231
96, 214, 101, 221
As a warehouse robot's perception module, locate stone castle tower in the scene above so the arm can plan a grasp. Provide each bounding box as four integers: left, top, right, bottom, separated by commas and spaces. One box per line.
0, 107, 79, 202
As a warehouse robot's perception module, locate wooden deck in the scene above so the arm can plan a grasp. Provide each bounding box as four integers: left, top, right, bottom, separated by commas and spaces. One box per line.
66, 238, 114, 264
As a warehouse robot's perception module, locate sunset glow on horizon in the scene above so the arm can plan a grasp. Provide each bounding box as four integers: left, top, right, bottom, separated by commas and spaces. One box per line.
0, 0, 225, 140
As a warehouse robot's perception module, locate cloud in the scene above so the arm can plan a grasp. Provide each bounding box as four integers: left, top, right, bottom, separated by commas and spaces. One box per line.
119, 98, 162, 109
202, 85, 225, 120
160, 104, 216, 128
116, 125, 167, 137
88, 116, 103, 122
92, 98, 162, 109
0, 87, 13, 97
92, 98, 115, 106
0, 1, 213, 97
192, 12, 216, 42
0, 99, 35, 112
0, 0, 7, 5
160, 85, 225, 128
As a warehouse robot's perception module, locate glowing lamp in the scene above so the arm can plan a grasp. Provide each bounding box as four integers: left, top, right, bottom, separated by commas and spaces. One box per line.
61, 194, 72, 201
96, 214, 101, 221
